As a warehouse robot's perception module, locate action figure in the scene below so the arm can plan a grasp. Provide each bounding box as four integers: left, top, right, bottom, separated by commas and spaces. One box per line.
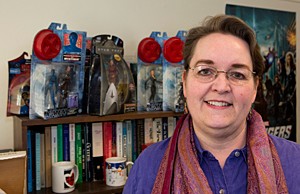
64, 32, 82, 52
145, 69, 162, 102
58, 65, 75, 108
45, 69, 58, 109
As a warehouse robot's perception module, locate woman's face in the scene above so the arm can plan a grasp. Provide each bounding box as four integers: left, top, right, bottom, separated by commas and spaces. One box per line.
183, 33, 258, 136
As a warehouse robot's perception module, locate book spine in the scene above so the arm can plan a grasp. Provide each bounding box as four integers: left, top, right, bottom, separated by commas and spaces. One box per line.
132, 120, 138, 162
44, 126, 52, 188
63, 124, 70, 161
27, 130, 33, 192
162, 117, 168, 140
85, 123, 93, 182
40, 133, 45, 188
115, 122, 123, 157
69, 123, 76, 163
35, 132, 41, 190
51, 125, 58, 164
136, 119, 145, 155
122, 121, 127, 158
144, 118, 153, 145
154, 117, 163, 142
31, 129, 36, 191
126, 120, 132, 161
92, 122, 103, 181
57, 124, 63, 162
103, 122, 112, 161
111, 122, 117, 157
75, 124, 83, 184
81, 124, 86, 182
168, 117, 176, 137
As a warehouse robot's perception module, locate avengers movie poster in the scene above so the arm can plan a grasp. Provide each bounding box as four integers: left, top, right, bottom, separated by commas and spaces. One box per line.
226, 5, 296, 141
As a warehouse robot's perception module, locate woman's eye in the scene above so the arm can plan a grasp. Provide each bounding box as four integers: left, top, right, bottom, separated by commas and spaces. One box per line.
198, 68, 214, 76
230, 71, 246, 80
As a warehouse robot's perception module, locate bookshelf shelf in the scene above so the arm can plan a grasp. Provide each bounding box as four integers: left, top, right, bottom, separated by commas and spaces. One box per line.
13, 111, 183, 194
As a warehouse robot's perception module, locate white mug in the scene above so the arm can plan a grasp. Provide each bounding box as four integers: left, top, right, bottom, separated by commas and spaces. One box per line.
105, 157, 133, 186
52, 161, 78, 193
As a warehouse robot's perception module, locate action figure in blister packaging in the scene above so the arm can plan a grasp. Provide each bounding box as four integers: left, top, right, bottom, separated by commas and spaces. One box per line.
30, 62, 80, 119
7, 52, 31, 116
162, 30, 186, 112
88, 35, 136, 116
137, 32, 167, 111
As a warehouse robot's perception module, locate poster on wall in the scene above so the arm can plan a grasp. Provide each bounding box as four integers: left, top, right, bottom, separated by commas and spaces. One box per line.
226, 5, 296, 141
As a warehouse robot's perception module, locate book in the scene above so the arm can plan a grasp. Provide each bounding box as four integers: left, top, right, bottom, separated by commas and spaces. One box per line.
63, 124, 70, 161
136, 119, 145, 155
144, 118, 154, 145
103, 121, 113, 162
35, 132, 41, 190
162, 117, 168, 140
27, 130, 33, 192
122, 121, 127, 159
75, 124, 83, 184
92, 122, 103, 181
168, 117, 176, 137
125, 120, 133, 161
57, 124, 63, 162
40, 133, 45, 188
116, 121, 123, 157
51, 125, 58, 164
84, 123, 93, 182
44, 126, 52, 188
111, 122, 117, 157
81, 124, 86, 182
131, 120, 138, 161
69, 123, 76, 163
152, 117, 162, 143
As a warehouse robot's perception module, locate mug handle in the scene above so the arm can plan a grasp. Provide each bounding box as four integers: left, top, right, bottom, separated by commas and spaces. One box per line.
64, 164, 79, 187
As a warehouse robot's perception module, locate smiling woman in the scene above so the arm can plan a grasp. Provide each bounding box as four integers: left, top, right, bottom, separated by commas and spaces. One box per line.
123, 14, 300, 194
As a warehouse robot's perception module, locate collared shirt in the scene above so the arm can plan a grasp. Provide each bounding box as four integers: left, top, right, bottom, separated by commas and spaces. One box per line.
123, 130, 300, 194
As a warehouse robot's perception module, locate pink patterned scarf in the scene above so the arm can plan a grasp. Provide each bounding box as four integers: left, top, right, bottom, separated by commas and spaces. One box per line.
151, 110, 288, 194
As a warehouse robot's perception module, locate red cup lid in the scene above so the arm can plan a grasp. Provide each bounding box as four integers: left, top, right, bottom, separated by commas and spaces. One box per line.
33, 29, 61, 60
163, 37, 184, 63
138, 37, 161, 63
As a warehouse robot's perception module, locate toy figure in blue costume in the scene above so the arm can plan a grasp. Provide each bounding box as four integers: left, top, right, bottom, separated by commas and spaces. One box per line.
45, 69, 58, 108
145, 69, 162, 102
64, 32, 81, 52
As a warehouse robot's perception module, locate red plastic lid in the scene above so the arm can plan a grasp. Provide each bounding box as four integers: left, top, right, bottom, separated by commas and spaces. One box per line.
33, 29, 61, 60
163, 37, 184, 63
138, 37, 161, 63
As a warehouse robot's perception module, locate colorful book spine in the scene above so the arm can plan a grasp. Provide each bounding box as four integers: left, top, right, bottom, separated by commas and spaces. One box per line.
57, 124, 63, 162
69, 123, 76, 163
27, 130, 33, 192
63, 124, 70, 161
131, 120, 138, 161
111, 122, 117, 157
126, 120, 133, 161
136, 119, 145, 155
81, 124, 86, 182
92, 122, 103, 181
40, 133, 45, 188
116, 121, 123, 157
122, 121, 127, 158
75, 124, 83, 184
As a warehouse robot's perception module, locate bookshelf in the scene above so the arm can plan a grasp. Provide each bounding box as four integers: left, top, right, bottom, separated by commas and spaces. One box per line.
13, 111, 183, 194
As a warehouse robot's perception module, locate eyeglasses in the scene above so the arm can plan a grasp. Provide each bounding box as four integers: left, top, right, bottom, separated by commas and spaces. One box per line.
189, 65, 256, 86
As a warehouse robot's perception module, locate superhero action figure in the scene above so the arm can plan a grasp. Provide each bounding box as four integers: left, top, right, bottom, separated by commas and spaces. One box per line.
58, 65, 76, 108
45, 69, 59, 109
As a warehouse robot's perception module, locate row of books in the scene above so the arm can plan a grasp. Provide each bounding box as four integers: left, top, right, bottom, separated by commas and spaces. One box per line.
26, 116, 179, 192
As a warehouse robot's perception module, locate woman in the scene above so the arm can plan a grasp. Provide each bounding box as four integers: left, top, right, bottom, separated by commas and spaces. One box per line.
123, 14, 300, 194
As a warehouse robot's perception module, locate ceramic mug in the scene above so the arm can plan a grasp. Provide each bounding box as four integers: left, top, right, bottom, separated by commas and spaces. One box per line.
52, 161, 78, 193
105, 157, 134, 186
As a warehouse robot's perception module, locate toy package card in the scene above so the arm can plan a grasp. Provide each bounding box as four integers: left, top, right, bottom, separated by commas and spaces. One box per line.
162, 31, 186, 112
88, 35, 136, 116
30, 62, 80, 119
7, 52, 31, 115
137, 32, 167, 112
29, 22, 86, 119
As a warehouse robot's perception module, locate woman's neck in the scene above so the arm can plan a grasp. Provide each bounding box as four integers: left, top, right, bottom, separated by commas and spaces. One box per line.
195, 124, 247, 168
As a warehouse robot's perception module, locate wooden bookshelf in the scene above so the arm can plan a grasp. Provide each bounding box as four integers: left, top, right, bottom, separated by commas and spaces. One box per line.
13, 111, 183, 194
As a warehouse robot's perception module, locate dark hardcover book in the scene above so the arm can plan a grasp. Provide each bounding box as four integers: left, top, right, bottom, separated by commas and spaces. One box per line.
81, 124, 86, 182
27, 130, 33, 192
63, 124, 70, 161
75, 124, 83, 184
31, 129, 36, 191
162, 117, 168, 140
84, 123, 93, 182
136, 119, 145, 155
132, 120, 138, 162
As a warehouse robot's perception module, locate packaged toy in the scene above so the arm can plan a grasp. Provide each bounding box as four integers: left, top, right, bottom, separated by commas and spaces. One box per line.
137, 32, 167, 111
88, 35, 136, 116
29, 22, 86, 119
162, 30, 186, 112
7, 52, 31, 115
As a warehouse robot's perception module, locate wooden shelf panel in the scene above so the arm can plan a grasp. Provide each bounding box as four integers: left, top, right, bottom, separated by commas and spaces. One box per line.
30, 181, 123, 194
16, 111, 183, 127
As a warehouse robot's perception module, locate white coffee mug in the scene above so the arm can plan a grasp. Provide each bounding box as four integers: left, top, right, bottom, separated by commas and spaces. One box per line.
52, 161, 78, 193
105, 157, 133, 187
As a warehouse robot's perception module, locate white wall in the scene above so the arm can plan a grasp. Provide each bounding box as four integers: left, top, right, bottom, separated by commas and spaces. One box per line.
0, 0, 299, 149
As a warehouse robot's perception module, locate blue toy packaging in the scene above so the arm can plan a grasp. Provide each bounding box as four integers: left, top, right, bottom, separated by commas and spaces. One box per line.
137, 32, 167, 111
7, 52, 31, 116
162, 30, 186, 112
29, 23, 86, 119
88, 35, 136, 116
